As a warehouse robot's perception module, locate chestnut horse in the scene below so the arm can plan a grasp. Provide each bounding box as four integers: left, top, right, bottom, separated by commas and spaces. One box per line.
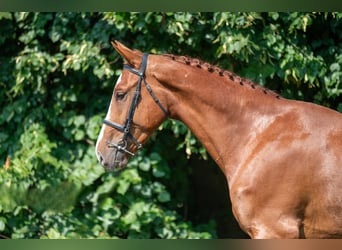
96, 41, 342, 238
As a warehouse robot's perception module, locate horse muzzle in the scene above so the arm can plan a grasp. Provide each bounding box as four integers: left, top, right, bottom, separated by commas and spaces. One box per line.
96, 142, 131, 171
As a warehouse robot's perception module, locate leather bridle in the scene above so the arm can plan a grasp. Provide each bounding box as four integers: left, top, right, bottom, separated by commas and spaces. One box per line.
103, 53, 169, 156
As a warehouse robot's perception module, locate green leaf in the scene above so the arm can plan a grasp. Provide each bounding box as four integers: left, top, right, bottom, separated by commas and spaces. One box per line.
0, 218, 6, 231
330, 63, 340, 72
152, 166, 165, 178
74, 129, 85, 141
122, 210, 137, 225
74, 115, 86, 127
158, 191, 171, 203
150, 152, 162, 164
139, 158, 151, 171
117, 179, 130, 195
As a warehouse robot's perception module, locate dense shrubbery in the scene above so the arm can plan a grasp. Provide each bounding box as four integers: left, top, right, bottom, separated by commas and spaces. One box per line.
0, 12, 341, 238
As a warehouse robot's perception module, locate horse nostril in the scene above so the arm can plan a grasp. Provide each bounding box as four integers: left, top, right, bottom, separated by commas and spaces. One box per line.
103, 162, 109, 168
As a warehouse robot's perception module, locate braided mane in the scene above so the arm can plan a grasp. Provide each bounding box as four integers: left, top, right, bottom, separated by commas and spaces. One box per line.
162, 54, 280, 98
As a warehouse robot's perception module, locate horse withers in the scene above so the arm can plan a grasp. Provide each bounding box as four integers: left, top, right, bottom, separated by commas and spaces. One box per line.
95, 41, 342, 238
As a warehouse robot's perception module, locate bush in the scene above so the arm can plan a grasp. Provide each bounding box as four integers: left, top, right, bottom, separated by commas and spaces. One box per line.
0, 12, 341, 238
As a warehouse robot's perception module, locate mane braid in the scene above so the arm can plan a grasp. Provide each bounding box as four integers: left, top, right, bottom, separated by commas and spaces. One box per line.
162, 54, 280, 99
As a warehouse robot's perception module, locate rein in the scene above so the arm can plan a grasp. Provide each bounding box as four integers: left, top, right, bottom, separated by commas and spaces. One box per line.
103, 53, 169, 156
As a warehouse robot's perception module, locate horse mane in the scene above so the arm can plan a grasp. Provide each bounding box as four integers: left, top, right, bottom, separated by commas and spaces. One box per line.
162, 54, 280, 99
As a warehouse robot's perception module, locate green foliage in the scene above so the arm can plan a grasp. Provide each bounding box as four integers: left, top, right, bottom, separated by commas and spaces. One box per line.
0, 12, 341, 238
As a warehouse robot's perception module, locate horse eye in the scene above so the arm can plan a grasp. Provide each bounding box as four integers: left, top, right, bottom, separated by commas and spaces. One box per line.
115, 92, 127, 101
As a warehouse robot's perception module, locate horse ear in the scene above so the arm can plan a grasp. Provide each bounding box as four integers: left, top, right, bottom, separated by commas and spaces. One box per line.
111, 41, 143, 68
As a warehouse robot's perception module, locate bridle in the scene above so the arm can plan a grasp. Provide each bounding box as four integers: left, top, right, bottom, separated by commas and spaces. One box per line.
103, 53, 169, 156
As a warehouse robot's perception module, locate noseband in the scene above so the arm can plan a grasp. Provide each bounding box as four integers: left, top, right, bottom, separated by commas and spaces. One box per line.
103, 53, 169, 156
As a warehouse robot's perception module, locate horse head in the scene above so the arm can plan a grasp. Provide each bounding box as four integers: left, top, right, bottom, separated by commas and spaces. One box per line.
95, 41, 169, 171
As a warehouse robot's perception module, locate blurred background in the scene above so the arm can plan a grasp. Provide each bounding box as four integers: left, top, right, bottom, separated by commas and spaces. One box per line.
0, 12, 341, 239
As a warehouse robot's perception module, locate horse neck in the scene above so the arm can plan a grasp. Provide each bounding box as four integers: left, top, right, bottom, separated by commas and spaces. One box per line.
151, 56, 283, 180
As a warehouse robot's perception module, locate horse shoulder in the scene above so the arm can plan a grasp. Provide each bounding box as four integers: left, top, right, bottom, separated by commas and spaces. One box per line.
229, 99, 342, 238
